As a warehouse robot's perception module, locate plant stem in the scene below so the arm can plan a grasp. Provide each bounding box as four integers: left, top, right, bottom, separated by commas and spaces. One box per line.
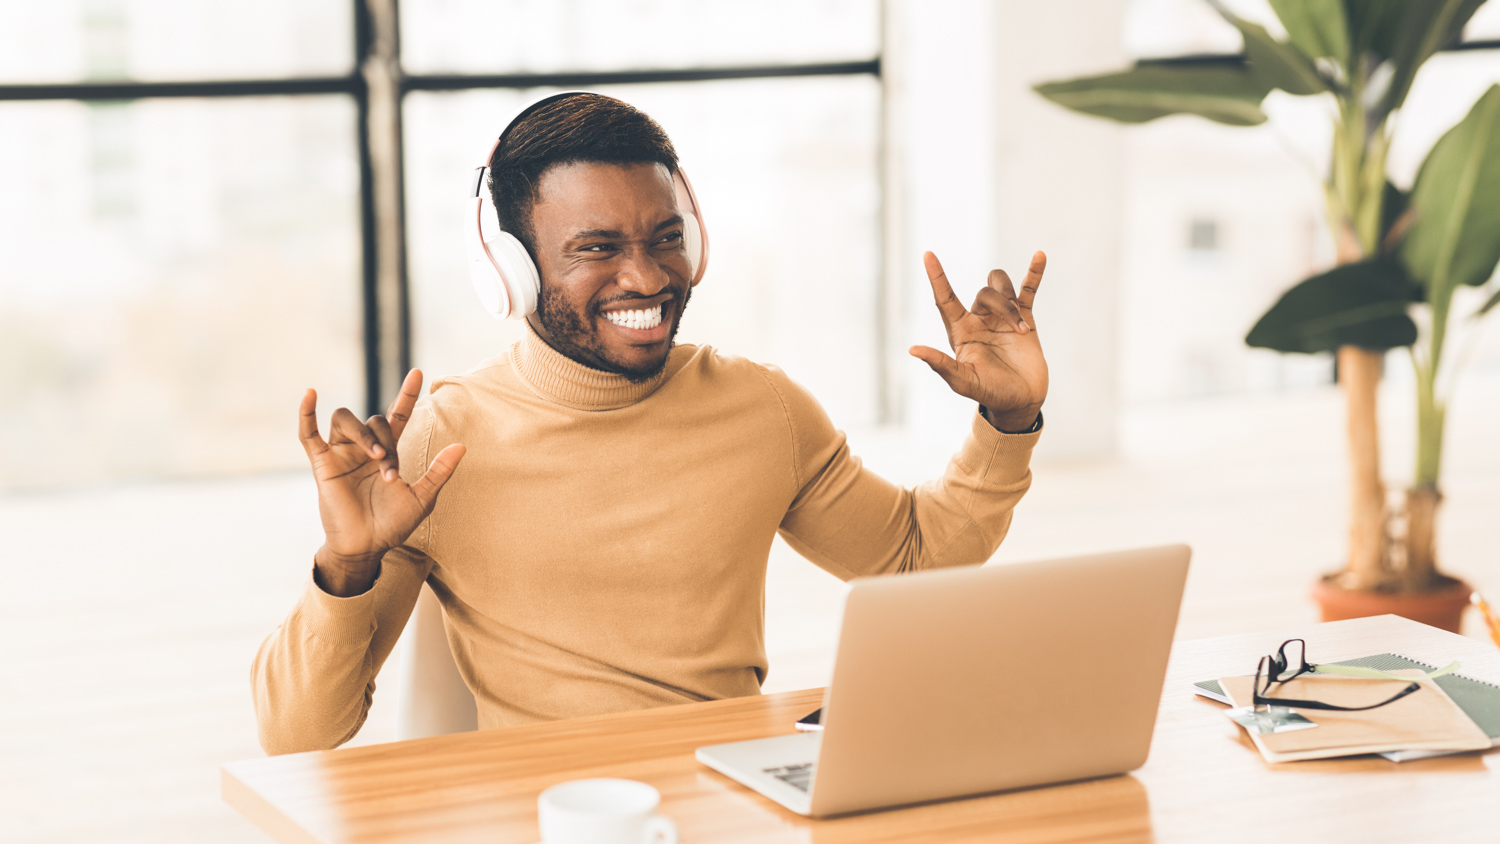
1329, 72, 1395, 591
1402, 484, 1442, 591
1413, 324, 1447, 489
1333, 99, 1363, 247
1406, 294, 1453, 591
1356, 126, 1389, 252
1338, 346, 1391, 590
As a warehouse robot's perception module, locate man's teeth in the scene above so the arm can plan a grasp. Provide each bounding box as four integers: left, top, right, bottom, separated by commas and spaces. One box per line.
603, 305, 663, 330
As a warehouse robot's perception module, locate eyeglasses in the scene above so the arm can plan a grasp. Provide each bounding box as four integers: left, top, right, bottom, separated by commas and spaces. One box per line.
1252, 639, 1423, 713
1228, 639, 1460, 736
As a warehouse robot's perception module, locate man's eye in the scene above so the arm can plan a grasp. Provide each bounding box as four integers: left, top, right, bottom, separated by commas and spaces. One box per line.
581, 243, 615, 253
655, 231, 683, 247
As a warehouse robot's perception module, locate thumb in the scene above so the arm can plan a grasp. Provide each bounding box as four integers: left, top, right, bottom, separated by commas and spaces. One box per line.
409, 443, 467, 510
909, 345, 971, 395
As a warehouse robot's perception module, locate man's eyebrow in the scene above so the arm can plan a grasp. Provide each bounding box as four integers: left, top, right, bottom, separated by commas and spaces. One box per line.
570, 228, 624, 240
569, 216, 685, 241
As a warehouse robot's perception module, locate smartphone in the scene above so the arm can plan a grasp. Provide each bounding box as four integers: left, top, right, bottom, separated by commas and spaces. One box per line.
794, 707, 823, 732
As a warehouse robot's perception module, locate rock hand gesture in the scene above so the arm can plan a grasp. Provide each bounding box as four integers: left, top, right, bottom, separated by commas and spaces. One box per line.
299, 369, 467, 597
909, 251, 1049, 433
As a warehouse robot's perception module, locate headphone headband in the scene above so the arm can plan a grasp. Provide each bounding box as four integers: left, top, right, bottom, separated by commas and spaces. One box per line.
473, 90, 595, 199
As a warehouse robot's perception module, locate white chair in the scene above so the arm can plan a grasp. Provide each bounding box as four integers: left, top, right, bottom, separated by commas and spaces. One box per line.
394, 582, 479, 740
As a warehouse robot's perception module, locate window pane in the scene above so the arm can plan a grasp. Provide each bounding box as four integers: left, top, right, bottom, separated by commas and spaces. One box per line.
400, 0, 879, 75
404, 76, 883, 426
0, 0, 352, 83
0, 96, 362, 491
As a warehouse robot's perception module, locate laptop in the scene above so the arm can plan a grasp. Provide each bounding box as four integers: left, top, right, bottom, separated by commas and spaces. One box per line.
695, 544, 1191, 817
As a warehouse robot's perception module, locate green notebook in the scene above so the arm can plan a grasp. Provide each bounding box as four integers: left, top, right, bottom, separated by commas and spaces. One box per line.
1194, 653, 1500, 761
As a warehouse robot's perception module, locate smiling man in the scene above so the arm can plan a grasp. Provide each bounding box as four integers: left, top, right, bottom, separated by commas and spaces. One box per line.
530, 160, 690, 379
252, 94, 1049, 755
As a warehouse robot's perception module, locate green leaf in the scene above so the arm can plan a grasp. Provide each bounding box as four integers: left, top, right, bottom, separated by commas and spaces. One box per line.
1033, 62, 1270, 127
1214, 4, 1326, 95
1268, 0, 1349, 67
1246, 261, 1419, 354
1401, 85, 1500, 298
1381, 0, 1486, 114
1346, 0, 1410, 61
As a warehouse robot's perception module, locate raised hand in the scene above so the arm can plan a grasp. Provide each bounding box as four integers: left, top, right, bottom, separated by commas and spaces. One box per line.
299, 369, 466, 596
909, 251, 1049, 433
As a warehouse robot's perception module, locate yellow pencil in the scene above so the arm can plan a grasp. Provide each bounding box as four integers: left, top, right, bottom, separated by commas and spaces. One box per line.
1472, 592, 1500, 650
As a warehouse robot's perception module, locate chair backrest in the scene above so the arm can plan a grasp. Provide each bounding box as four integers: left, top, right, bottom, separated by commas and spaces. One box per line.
395, 582, 479, 740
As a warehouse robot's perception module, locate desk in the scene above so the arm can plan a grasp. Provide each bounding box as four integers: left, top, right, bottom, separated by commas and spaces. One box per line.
223, 616, 1500, 843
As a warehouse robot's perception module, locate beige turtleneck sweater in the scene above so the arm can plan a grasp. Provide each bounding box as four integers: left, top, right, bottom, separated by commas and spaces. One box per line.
252, 328, 1040, 755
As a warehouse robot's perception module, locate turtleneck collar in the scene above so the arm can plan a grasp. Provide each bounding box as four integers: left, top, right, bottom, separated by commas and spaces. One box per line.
511, 320, 674, 411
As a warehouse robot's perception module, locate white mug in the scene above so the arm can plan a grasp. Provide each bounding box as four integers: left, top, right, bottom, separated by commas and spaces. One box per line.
537, 778, 678, 844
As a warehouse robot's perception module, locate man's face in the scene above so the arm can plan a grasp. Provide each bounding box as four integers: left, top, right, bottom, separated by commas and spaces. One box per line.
526, 160, 693, 381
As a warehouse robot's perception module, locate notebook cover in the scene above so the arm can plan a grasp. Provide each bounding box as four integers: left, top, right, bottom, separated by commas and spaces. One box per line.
1195, 653, 1500, 740
1218, 671, 1492, 762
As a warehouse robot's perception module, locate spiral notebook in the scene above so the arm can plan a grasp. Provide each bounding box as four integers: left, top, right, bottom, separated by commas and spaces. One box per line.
1194, 653, 1500, 762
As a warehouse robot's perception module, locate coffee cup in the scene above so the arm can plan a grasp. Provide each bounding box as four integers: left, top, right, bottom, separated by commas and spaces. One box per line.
537, 778, 677, 844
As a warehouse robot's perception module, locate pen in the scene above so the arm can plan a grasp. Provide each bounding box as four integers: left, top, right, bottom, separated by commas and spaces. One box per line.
1472, 592, 1500, 651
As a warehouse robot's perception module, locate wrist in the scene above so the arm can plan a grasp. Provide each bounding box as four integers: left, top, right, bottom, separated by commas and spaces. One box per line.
313, 546, 383, 597
981, 404, 1042, 434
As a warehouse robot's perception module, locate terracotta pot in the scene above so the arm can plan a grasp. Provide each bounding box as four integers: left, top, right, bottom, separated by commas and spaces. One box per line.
1310, 575, 1472, 633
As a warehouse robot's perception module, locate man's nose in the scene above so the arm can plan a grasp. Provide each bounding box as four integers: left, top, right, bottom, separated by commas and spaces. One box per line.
614, 245, 671, 295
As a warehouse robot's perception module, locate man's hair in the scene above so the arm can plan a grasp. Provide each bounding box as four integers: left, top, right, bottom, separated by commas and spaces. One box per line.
488, 93, 678, 261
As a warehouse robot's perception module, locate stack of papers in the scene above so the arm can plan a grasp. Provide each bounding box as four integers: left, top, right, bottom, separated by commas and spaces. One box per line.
1195, 653, 1500, 763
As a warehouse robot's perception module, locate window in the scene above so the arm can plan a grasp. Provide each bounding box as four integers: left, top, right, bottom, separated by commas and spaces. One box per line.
405, 75, 883, 423
0, 0, 884, 490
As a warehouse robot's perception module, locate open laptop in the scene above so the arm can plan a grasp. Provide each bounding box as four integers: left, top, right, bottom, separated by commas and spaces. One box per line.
696, 544, 1191, 817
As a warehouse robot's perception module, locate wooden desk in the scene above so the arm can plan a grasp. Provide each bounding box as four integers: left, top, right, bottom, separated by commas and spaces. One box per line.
223, 616, 1500, 843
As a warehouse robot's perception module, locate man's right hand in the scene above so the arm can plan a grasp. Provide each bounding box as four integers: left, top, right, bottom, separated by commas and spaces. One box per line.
299, 369, 467, 597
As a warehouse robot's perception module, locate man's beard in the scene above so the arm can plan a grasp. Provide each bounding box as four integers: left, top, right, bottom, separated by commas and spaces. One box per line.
535, 284, 690, 383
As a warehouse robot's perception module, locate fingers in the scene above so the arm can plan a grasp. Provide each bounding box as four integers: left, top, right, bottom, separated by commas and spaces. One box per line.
923, 252, 969, 329
328, 406, 388, 463
298, 389, 330, 459
410, 444, 467, 510
986, 267, 1017, 297
367, 415, 400, 482
386, 369, 424, 442
1017, 250, 1046, 315
979, 270, 1028, 334
908, 345, 973, 397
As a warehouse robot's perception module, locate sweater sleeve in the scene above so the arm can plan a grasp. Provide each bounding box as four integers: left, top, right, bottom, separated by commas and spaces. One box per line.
250, 406, 440, 755
768, 368, 1040, 581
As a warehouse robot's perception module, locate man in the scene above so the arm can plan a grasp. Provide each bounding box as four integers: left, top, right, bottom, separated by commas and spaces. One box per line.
253, 94, 1048, 755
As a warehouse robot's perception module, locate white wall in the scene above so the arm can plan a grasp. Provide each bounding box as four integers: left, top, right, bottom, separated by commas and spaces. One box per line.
889, 0, 1127, 460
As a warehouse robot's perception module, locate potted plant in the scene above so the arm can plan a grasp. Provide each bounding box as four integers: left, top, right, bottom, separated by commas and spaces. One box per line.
1034, 0, 1500, 631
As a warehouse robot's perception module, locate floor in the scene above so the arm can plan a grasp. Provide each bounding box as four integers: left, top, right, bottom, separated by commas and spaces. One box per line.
2, 378, 1497, 843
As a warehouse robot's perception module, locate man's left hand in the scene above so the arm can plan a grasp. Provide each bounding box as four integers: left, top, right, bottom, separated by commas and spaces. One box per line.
909, 250, 1048, 433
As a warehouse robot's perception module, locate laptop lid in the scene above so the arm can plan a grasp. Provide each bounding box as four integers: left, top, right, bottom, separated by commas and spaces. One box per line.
808, 544, 1190, 816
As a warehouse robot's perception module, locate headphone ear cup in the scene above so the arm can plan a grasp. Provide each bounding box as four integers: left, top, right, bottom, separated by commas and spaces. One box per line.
682, 213, 703, 284
673, 168, 709, 286
488, 231, 539, 319
467, 195, 539, 320
466, 197, 509, 319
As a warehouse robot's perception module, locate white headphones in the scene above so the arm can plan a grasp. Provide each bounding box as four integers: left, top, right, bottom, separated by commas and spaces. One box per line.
466, 91, 710, 321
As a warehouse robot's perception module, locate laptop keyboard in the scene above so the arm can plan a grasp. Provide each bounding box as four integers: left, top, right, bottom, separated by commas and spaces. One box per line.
762, 762, 816, 792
